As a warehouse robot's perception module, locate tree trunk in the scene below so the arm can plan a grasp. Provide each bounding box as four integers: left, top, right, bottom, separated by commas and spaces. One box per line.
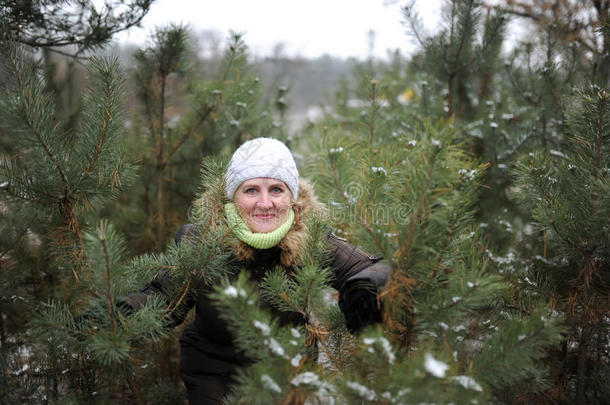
157, 163, 165, 250
447, 74, 455, 117
58, 197, 84, 280
594, 0, 610, 86
575, 256, 594, 404
576, 325, 589, 404
156, 74, 167, 250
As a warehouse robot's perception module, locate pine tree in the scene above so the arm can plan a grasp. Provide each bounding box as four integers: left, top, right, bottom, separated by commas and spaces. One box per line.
0, 35, 136, 280
514, 86, 610, 404
497, 0, 610, 86
0, 34, 144, 400
129, 24, 209, 250
403, 0, 507, 120
403, 0, 517, 251
8, 159, 239, 402
401, 0, 594, 303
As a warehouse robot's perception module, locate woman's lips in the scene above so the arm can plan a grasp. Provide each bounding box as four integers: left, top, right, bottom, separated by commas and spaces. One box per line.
254, 213, 275, 220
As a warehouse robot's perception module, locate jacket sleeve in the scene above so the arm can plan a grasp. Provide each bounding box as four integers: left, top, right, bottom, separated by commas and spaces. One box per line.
327, 233, 390, 333
116, 224, 198, 328
328, 233, 390, 292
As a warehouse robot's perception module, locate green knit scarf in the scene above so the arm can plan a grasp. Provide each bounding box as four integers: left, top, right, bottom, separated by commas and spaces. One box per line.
224, 203, 294, 249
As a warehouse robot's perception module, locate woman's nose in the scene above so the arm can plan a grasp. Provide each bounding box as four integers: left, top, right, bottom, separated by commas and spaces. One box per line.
256, 192, 273, 209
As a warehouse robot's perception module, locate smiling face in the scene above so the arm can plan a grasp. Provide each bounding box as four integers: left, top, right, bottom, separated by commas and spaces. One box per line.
233, 177, 293, 233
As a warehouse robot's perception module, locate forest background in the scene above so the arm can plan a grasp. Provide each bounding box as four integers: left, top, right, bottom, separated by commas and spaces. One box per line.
1, 0, 609, 404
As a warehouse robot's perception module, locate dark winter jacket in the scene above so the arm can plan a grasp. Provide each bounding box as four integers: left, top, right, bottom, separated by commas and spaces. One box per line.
120, 180, 389, 404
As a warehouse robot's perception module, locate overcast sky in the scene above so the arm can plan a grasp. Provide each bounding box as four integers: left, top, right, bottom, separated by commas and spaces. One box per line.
113, 0, 443, 59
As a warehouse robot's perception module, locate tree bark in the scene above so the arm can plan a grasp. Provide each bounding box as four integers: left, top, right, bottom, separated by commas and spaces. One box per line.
59, 197, 84, 280
575, 255, 594, 404
156, 74, 167, 250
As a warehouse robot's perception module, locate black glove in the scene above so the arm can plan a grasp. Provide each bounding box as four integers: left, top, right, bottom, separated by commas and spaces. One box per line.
339, 281, 382, 334
115, 297, 136, 318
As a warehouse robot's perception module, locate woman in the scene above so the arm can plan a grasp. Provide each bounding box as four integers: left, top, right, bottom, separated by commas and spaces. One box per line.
121, 138, 389, 404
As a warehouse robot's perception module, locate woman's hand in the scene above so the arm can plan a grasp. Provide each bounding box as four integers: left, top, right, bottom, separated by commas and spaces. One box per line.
339, 281, 382, 334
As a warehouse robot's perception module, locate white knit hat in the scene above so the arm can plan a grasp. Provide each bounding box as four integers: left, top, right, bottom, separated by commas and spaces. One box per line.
225, 137, 299, 199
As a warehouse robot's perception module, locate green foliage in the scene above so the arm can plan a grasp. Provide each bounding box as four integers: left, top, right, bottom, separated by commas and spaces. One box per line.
212, 272, 328, 404
291, 68, 568, 400
262, 264, 332, 316
21, 221, 170, 401
261, 218, 334, 318
2, 0, 609, 402
403, 0, 507, 120
514, 85, 610, 403
515, 85, 609, 280
472, 307, 564, 390
1, 0, 153, 55
0, 40, 135, 221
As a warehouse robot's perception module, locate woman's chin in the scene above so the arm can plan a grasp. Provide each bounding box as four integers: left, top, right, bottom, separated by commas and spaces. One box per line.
249, 223, 279, 233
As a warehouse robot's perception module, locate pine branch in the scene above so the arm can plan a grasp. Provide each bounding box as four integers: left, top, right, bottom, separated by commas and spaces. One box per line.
451, 0, 476, 73
221, 33, 246, 82
473, 324, 546, 377
467, 11, 505, 68
24, 117, 70, 189
166, 223, 234, 317
167, 277, 191, 316
41, 47, 89, 63
326, 157, 384, 254
525, 47, 538, 99
368, 80, 378, 148
1, 163, 59, 202
402, 1, 428, 49
156, 70, 168, 247
99, 222, 116, 334
394, 150, 437, 263
5, 45, 71, 190
164, 105, 214, 165
542, 70, 565, 118
76, 57, 124, 189
4, 0, 153, 55
594, 90, 607, 172
504, 63, 538, 105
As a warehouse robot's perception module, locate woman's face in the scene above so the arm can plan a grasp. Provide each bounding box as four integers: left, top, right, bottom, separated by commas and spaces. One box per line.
233, 177, 292, 233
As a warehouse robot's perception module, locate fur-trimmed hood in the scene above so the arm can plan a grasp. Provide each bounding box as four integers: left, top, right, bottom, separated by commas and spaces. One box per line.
232, 178, 327, 268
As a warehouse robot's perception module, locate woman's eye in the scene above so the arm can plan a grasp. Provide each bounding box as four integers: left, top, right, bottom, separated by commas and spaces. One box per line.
271, 187, 283, 193
245, 188, 257, 194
